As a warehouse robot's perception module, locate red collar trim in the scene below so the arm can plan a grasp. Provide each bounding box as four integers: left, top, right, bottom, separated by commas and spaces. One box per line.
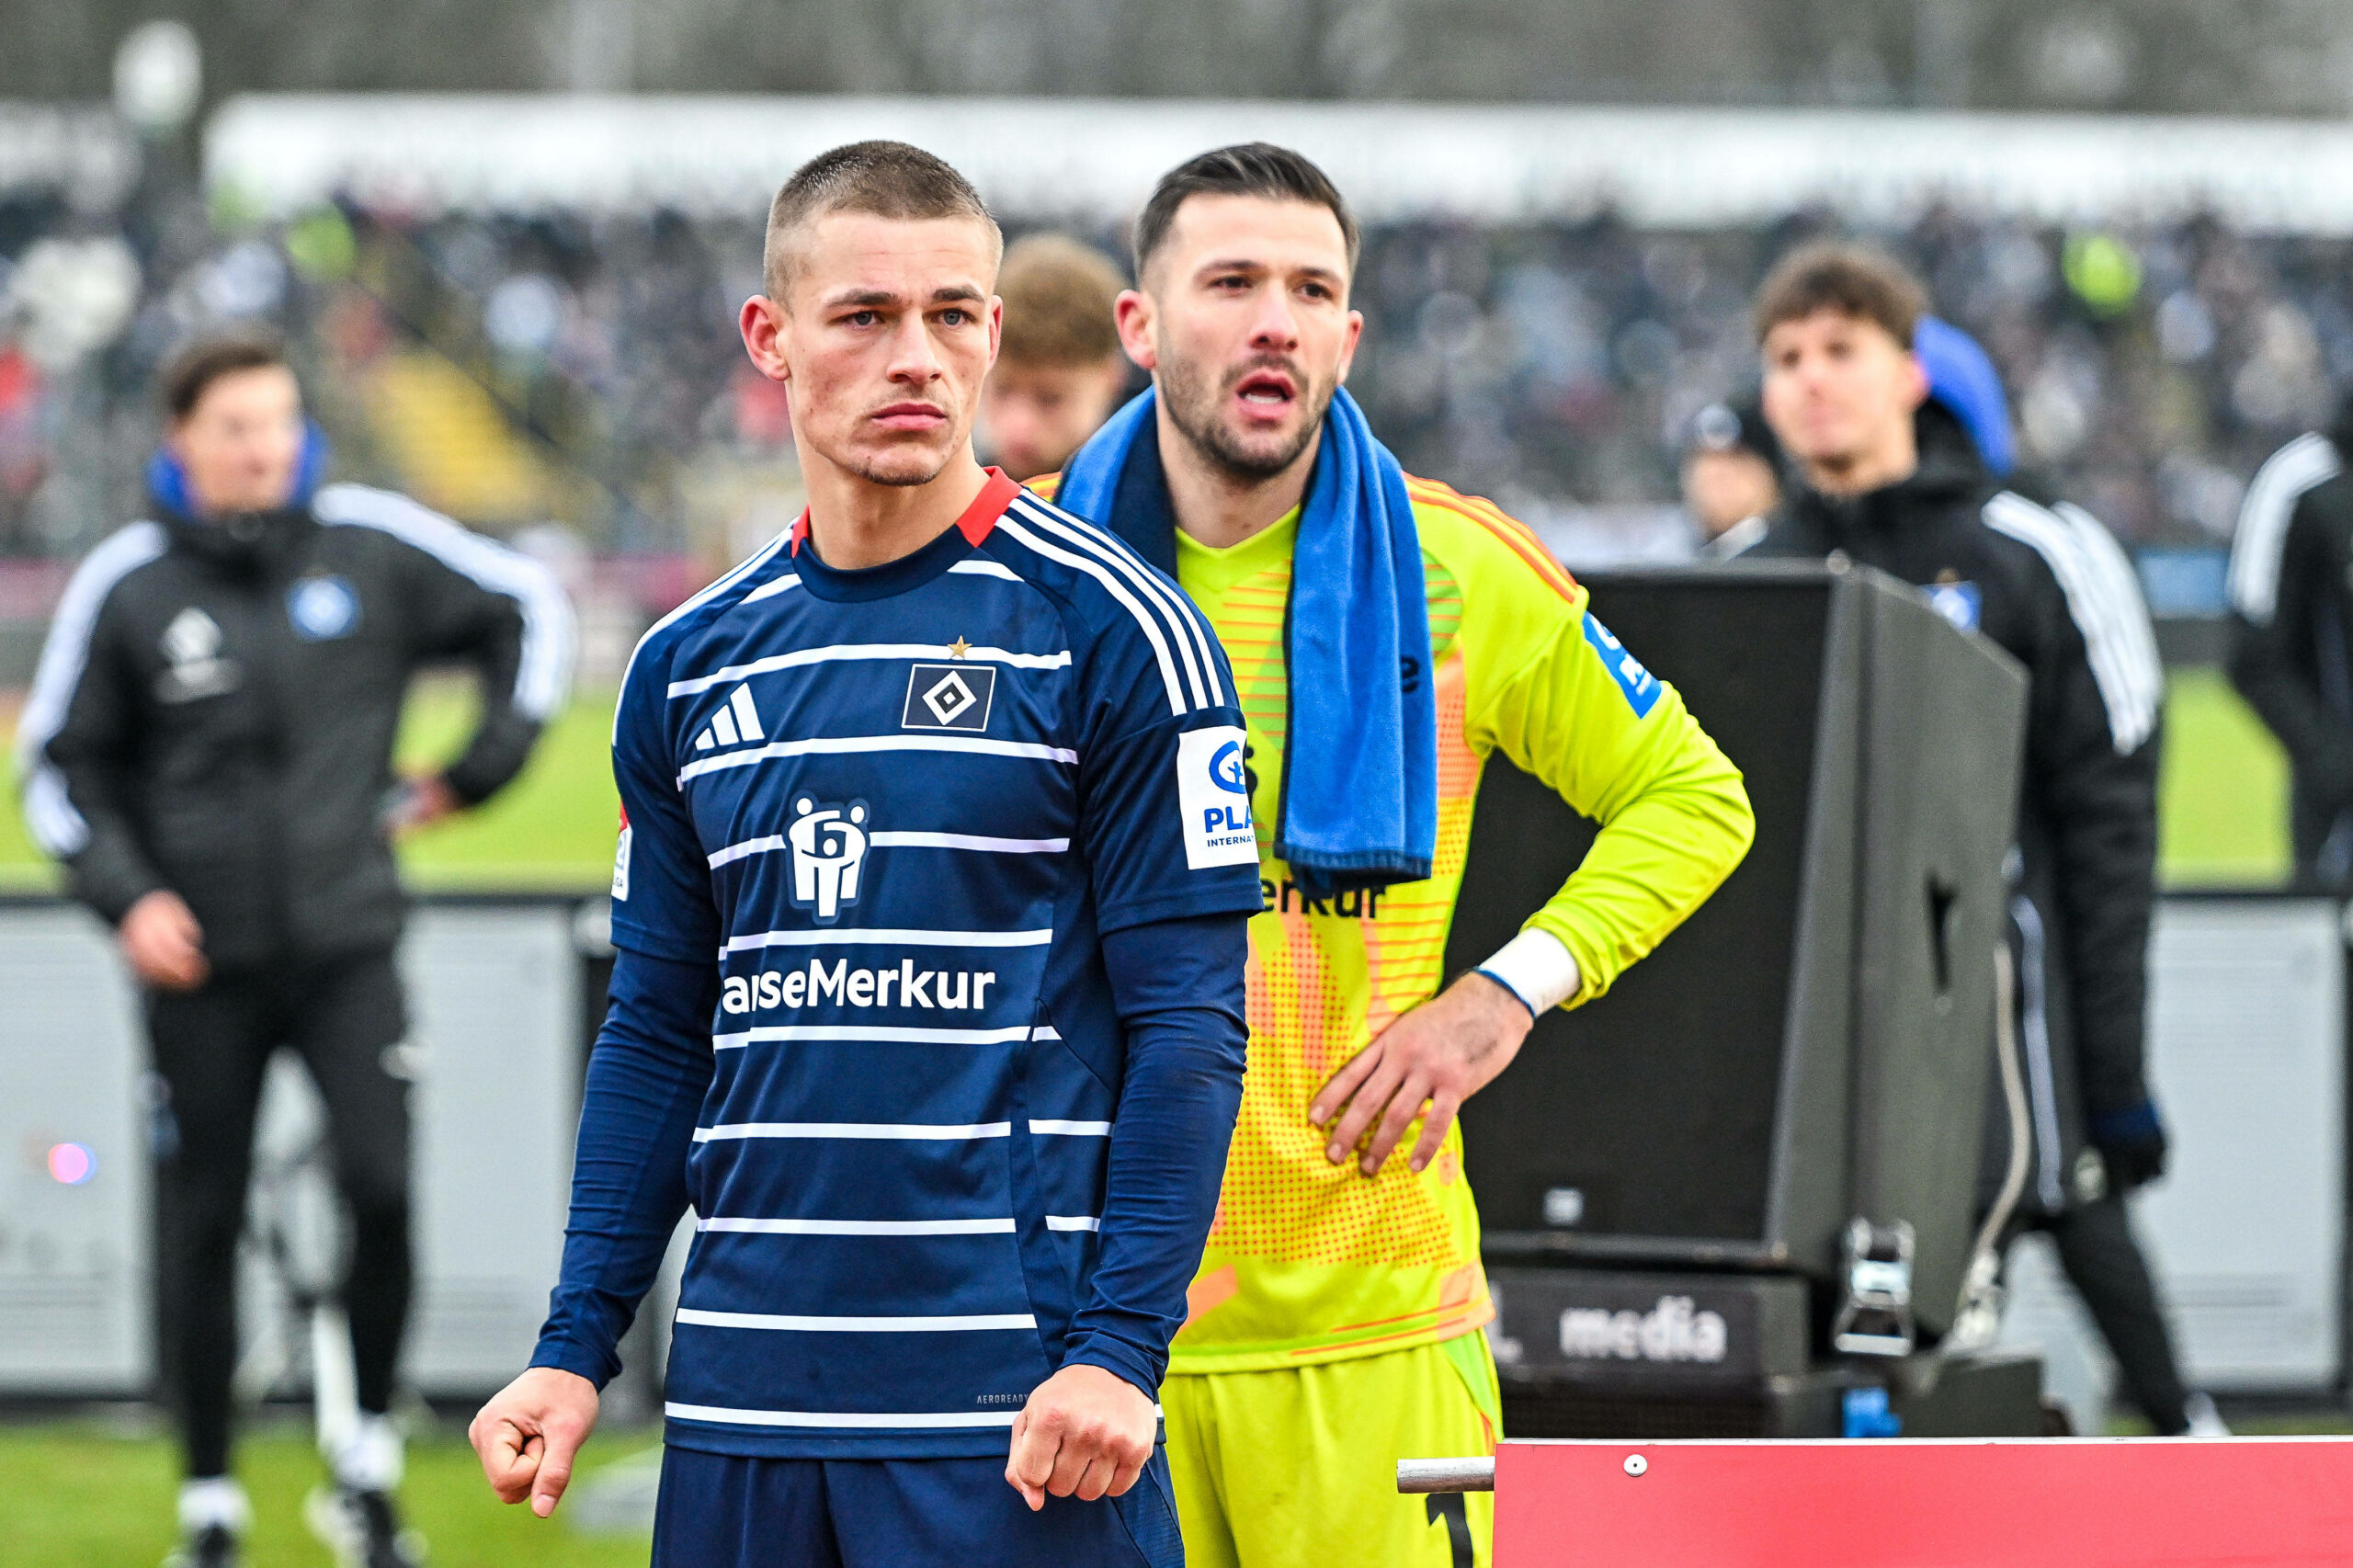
789, 467, 1020, 557
958, 467, 1022, 547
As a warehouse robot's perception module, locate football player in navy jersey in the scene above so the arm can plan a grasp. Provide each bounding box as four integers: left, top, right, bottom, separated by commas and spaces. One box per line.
469, 142, 1262, 1567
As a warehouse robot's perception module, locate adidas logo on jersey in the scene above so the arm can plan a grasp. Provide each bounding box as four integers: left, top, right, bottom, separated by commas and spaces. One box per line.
693, 683, 766, 751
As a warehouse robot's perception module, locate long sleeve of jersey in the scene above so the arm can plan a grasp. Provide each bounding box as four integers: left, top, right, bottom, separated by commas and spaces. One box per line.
529, 945, 716, 1388
2027, 540, 2163, 1119
1470, 585, 1756, 1006
1060, 913, 1250, 1396
356, 492, 577, 806
17, 529, 172, 924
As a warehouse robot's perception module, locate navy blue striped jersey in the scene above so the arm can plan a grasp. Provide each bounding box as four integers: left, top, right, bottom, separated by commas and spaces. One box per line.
608, 470, 1263, 1458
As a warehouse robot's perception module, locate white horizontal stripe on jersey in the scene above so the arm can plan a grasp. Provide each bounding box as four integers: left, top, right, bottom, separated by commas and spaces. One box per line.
1028, 1119, 1112, 1136
995, 510, 1192, 716
740, 574, 801, 605
708, 831, 1068, 869
949, 559, 1024, 581
695, 1121, 1012, 1142
666, 1402, 1018, 1430
676, 1307, 1036, 1332
2229, 432, 2341, 624
698, 1216, 1017, 1235
1012, 496, 1224, 709
1045, 1216, 1101, 1232
722, 926, 1052, 955
667, 641, 1072, 697
870, 831, 1071, 853
679, 733, 1076, 786
712, 1023, 1043, 1050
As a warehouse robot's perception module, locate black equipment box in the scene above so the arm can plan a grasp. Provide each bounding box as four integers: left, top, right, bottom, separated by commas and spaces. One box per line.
1452, 563, 2028, 1342
1489, 1265, 2044, 1438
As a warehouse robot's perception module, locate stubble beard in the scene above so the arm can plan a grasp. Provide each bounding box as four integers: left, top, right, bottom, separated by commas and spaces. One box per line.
1160, 350, 1333, 484
835, 416, 959, 489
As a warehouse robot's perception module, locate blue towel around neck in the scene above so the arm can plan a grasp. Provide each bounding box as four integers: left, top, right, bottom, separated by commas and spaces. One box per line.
1058, 386, 1438, 897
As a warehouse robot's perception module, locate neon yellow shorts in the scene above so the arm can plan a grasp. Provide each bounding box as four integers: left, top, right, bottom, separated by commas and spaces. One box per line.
1162, 1334, 1499, 1568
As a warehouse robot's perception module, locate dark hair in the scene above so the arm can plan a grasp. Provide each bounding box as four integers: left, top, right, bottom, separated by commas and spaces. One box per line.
996, 233, 1126, 367
160, 330, 292, 423
1132, 142, 1359, 281
1751, 242, 1927, 347
763, 140, 999, 300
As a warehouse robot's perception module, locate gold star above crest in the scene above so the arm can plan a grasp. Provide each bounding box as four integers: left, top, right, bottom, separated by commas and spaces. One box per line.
948, 636, 972, 660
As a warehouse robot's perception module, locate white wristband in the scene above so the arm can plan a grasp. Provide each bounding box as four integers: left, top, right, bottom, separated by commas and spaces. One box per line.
1475, 928, 1583, 1016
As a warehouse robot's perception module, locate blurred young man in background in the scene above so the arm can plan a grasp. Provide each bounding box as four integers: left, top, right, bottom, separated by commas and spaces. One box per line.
470, 141, 1261, 1566
1739, 244, 2222, 1437
17, 333, 575, 1568
980, 233, 1132, 481
1041, 143, 1754, 1567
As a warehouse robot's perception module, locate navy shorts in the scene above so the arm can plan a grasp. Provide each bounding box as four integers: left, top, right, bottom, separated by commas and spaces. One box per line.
650, 1444, 1184, 1568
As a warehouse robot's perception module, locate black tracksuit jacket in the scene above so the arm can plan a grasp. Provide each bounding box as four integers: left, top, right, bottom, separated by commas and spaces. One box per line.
1742, 408, 2167, 1216
2228, 404, 2353, 885
17, 482, 574, 968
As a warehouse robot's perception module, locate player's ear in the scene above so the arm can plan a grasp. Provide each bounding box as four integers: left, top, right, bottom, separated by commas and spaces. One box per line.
1113, 289, 1157, 373
1336, 308, 1366, 386
741, 294, 790, 385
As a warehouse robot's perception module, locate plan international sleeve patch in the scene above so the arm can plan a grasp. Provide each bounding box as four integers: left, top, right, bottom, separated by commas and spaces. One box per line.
1176, 725, 1258, 869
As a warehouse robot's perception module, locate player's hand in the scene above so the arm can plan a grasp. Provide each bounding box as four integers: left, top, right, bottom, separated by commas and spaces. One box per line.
470, 1366, 600, 1518
119, 890, 209, 991
1004, 1364, 1155, 1510
1311, 971, 1532, 1177
385, 773, 463, 836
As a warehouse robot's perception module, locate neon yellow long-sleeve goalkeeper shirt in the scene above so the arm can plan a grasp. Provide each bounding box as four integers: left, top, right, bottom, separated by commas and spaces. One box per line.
1150, 473, 1756, 1373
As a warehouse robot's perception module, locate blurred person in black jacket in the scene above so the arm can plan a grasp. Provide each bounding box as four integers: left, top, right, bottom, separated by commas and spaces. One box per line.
16, 333, 575, 1568
1734, 245, 2220, 1437
1681, 397, 1782, 557
2227, 399, 2353, 888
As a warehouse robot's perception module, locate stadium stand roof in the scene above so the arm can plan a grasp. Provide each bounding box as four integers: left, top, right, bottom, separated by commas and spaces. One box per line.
205, 94, 2353, 232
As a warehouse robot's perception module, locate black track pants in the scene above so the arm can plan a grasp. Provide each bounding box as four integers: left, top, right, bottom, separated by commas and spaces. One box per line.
2038, 1192, 2192, 1435
147, 951, 413, 1480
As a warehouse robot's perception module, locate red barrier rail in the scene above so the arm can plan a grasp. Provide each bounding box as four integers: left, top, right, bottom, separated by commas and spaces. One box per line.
1498, 1437, 2353, 1566
1409, 1438, 2353, 1566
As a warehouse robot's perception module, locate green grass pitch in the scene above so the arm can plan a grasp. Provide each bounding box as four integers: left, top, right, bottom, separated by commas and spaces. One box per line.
0, 665, 2301, 892
0, 1420, 655, 1566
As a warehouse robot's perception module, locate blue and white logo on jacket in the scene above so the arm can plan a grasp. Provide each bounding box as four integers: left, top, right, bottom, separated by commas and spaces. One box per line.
288, 575, 359, 641
1582, 614, 1661, 719
1926, 581, 1983, 632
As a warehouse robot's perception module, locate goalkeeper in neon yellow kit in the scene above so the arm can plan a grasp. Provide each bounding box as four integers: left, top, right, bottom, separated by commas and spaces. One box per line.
1037, 144, 1755, 1568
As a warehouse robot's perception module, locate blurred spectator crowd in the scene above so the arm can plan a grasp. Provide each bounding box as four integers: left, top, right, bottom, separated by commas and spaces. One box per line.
2, 178, 2348, 567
